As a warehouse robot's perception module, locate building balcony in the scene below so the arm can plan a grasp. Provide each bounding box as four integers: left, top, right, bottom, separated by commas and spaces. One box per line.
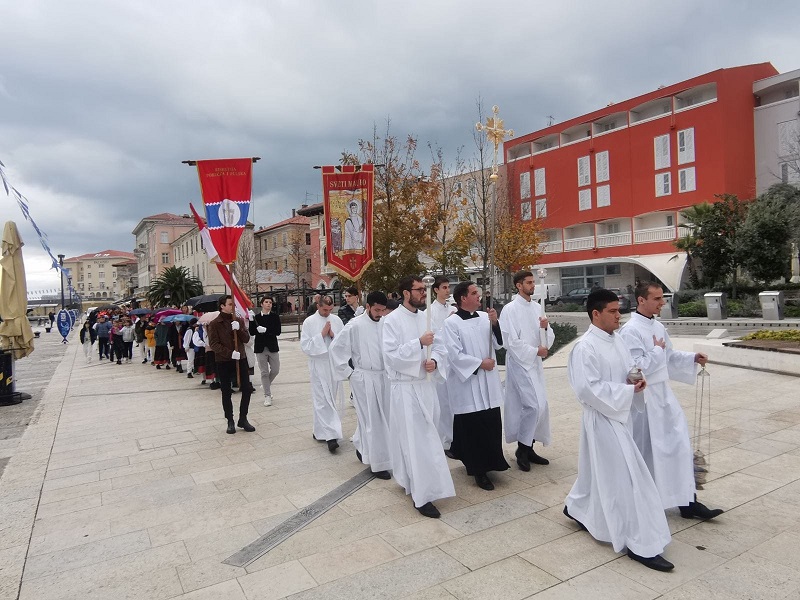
539, 240, 563, 254
564, 236, 595, 252
634, 226, 679, 244
596, 231, 632, 248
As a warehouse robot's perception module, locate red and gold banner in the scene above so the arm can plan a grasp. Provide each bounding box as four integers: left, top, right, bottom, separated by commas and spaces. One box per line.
321, 164, 374, 280
195, 158, 253, 265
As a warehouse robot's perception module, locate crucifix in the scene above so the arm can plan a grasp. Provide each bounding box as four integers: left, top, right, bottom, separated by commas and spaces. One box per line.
475, 105, 513, 341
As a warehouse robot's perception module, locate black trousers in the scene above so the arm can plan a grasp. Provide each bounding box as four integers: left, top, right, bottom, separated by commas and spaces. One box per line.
98, 338, 110, 359
450, 407, 510, 476
217, 359, 251, 420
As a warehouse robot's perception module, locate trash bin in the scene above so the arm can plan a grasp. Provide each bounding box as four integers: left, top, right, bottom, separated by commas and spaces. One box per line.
0, 349, 22, 406
758, 291, 784, 320
704, 292, 727, 320
661, 293, 679, 319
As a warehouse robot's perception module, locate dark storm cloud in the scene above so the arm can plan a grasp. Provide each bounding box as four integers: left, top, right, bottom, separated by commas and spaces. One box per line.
2, 0, 799, 289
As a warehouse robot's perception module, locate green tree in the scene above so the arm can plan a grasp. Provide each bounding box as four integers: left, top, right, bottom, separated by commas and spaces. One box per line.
694, 194, 749, 298
146, 266, 203, 307
674, 201, 714, 288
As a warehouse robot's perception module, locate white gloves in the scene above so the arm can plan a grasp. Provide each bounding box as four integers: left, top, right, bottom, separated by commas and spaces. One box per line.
231, 350, 241, 360
248, 310, 255, 319
231, 320, 240, 331
257, 326, 267, 334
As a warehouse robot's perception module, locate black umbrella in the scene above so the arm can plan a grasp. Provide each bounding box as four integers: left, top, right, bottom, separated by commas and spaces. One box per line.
129, 308, 154, 316
186, 293, 226, 313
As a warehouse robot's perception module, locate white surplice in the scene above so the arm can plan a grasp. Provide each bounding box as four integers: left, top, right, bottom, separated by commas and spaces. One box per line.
383, 304, 455, 507
430, 299, 455, 448
499, 294, 555, 445
619, 312, 698, 508
329, 312, 392, 472
442, 311, 503, 414
565, 324, 671, 558
300, 311, 344, 441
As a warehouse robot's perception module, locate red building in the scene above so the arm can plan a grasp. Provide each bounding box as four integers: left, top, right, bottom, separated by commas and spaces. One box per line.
504, 63, 778, 293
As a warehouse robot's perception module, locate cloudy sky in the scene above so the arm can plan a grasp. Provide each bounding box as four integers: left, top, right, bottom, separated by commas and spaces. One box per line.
3, 0, 799, 294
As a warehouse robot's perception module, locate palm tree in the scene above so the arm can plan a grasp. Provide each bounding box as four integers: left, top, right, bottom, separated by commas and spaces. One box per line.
146, 266, 203, 307
674, 202, 714, 287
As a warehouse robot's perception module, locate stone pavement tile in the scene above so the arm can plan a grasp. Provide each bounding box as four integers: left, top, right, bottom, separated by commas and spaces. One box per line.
238, 469, 343, 503
109, 466, 176, 490
252, 510, 308, 536
371, 501, 428, 528
402, 585, 456, 600
749, 530, 800, 570
178, 579, 247, 600
238, 559, 317, 600
735, 436, 798, 457
380, 519, 463, 556
525, 565, 659, 600
173, 440, 223, 455
334, 487, 407, 517
442, 555, 558, 600
285, 547, 468, 600
606, 539, 726, 594
441, 493, 546, 535
657, 552, 800, 600
100, 473, 198, 505
98, 460, 155, 480
34, 494, 103, 520
0, 544, 26, 600
704, 446, 771, 479
0, 481, 41, 504
245, 526, 335, 573
319, 508, 399, 545
515, 479, 574, 508
764, 426, 800, 446
39, 478, 112, 505
439, 513, 572, 571
183, 522, 260, 562
673, 515, 775, 560
28, 520, 112, 557
137, 430, 198, 450
300, 534, 402, 585
448, 469, 532, 505
45, 456, 129, 481
740, 453, 800, 483
519, 531, 619, 581
18, 541, 189, 600
0, 499, 38, 551
110, 502, 188, 536
710, 427, 765, 444
696, 472, 783, 511
41, 470, 99, 492
768, 409, 800, 425
177, 552, 245, 594
23, 529, 151, 580
127, 447, 180, 465
190, 460, 261, 485
149, 451, 201, 470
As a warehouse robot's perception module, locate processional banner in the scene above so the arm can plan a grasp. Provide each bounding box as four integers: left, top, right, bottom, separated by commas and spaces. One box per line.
195, 158, 252, 265
321, 164, 374, 280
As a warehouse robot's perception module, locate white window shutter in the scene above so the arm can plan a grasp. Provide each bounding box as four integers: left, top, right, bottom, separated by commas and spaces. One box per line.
521, 201, 532, 221
595, 151, 610, 182
520, 172, 531, 199
536, 198, 547, 218
579, 188, 591, 210
654, 135, 670, 170
534, 168, 546, 196
597, 185, 611, 207
678, 128, 695, 164
578, 156, 590, 186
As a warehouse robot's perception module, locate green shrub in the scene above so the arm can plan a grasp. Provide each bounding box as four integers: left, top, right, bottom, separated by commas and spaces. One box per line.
740, 329, 800, 341
678, 301, 707, 317
728, 296, 762, 317
785, 305, 800, 318
495, 321, 578, 365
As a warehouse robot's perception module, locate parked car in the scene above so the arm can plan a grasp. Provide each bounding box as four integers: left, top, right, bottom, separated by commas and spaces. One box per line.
608, 288, 632, 312
554, 288, 593, 307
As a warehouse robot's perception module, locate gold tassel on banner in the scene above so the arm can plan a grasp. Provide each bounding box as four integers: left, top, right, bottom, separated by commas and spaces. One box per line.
692, 366, 712, 489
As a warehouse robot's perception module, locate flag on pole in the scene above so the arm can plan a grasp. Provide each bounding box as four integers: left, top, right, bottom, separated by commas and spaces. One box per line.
216, 263, 252, 321
321, 164, 374, 280
195, 158, 252, 265
189, 202, 220, 263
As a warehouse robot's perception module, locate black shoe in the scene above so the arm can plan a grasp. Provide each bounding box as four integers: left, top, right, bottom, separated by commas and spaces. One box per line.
249, 384, 256, 393
626, 550, 674, 572
373, 470, 391, 480
515, 446, 531, 472
165, 364, 171, 370
187, 373, 194, 378
201, 380, 206, 385
416, 502, 440, 518
327, 439, 339, 453
680, 500, 724, 520
444, 449, 457, 460
142, 359, 148, 364
226, 419, 236, 434
356, 450, 363, 462
528, 448, 550, 465
563, 506, 587, 531
176, 366, 183, 373
474, 473, 494, 491
116, 360, 121, 365
237, 417, 255, 432
209, 382, 220, 390
156, 365, 161, 369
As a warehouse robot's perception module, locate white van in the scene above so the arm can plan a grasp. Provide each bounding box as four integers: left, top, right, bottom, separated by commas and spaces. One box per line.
538, 284, 560, 305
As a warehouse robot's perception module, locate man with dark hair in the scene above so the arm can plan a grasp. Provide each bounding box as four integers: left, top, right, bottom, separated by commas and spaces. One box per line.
443, 282, 509, 490
565, 288, 674, 572
499, 270, 554, 471
330, 291, 392, 479
250, 296, 281, 407
207, 295, 255, 435
383, 275, 454, 518
430, 276, 455, 453
301, 295, 344, 452
338, 286, 363, 325
620, 282, 722, 521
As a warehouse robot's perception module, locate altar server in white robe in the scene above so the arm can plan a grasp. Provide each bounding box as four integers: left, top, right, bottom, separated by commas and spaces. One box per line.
565, 288, 674, 572
330, 291, 392, 479
499, 270, 555, 471
300, 295, 344, 453
620, 282, 723, 520
383, 275, 455, 518
443, 282, 510, 491
430, 276, 456, 453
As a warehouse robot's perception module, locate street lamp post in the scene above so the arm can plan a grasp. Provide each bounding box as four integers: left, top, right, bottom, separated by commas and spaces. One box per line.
58, 254, 65, 310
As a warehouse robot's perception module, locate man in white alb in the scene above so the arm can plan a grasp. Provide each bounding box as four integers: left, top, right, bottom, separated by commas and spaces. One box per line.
565, 288, 674, 572
499, 270, 554, 471
383, 275, 454, 518
429, 276, 455, 454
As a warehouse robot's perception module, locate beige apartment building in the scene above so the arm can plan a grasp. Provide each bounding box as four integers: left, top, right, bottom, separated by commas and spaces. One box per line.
61, 250, 137, 305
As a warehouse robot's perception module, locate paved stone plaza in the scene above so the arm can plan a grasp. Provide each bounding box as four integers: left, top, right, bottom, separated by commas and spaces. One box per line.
2, 327, 800, 600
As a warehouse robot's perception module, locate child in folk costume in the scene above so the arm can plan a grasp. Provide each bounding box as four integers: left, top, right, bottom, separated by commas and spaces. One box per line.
153, 320, 171, 369
144, 320, 156, 363
80, 321, 96, 363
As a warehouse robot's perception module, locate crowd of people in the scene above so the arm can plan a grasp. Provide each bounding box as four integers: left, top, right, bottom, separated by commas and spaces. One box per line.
77, 275, 723, 573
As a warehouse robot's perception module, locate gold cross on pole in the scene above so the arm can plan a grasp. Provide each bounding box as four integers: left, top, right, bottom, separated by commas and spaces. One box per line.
476, 105, 514, 181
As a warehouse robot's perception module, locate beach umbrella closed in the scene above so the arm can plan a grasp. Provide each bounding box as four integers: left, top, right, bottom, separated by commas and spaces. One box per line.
0, 221, 35, 359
